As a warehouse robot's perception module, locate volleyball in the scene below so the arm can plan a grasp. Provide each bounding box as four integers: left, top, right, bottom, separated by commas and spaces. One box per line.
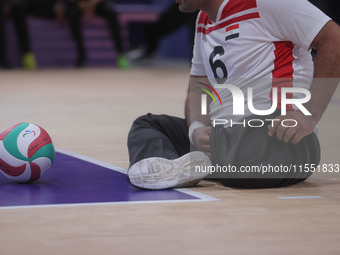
0, 123, 55, 183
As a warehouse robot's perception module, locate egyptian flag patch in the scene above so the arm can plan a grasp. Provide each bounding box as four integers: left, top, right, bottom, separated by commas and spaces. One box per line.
225, 24, 239, 41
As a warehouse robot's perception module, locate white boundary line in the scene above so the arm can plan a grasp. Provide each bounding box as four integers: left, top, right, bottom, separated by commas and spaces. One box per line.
175, 188, 219, 201
56, 148, 128, 174
0, 148, 219, 210
277, 196, 323, 199
0, 197, 219, 210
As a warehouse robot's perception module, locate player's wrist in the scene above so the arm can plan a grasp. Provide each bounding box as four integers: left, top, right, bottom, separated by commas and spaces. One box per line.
298, 108, 321, 126
188, 121, 206, 145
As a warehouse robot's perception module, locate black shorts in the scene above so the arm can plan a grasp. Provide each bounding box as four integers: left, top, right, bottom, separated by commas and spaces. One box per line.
209, 113, 320, 188
128, 113, 320, 189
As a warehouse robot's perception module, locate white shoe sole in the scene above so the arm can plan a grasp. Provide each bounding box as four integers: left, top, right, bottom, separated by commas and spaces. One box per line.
128, 151, 211, 190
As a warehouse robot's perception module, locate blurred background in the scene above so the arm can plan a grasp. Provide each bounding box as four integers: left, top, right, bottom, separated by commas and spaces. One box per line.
0, 0, 339, 70
0, 0, 196, 69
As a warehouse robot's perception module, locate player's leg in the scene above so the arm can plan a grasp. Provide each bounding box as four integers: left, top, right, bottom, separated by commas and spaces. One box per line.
127, 113, 211, 190
128, 114, 190, 165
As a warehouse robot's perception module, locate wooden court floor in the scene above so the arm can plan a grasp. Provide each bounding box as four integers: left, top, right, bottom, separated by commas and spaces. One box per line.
0, 66, 339, 255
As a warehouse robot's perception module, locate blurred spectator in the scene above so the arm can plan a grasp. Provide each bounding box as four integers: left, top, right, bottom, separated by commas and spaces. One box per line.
65, 0, 129, 68
0, 0, 36, 70
128, 2, 198, 60
0, 0, 11, 68
25, 0, 129, 68
27, 0, 63, 21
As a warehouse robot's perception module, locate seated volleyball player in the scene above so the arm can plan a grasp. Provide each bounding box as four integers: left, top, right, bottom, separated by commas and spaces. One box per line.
127, 0, 340, 190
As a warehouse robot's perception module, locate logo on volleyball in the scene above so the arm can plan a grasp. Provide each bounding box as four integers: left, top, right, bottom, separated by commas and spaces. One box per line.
23, 130, 36, 138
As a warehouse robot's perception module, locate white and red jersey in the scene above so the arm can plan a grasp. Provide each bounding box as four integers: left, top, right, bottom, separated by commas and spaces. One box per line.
190, 0, 331, 121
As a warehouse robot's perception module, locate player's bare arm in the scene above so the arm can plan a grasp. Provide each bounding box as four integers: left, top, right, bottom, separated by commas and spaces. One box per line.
268, 20, 340, 144
185, 75, 212, 157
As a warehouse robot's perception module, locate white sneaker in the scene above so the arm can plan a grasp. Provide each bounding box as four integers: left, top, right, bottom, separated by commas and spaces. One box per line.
127, 151, 211, 190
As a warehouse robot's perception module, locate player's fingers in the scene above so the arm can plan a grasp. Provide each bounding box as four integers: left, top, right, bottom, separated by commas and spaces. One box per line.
193, 129, 210, 147
291, 131, 305, 144
198, 144, 210, 153
267, 125, 274, 136
283, 127, 297, 143
276, 124, 290, 141
268, 116, 282, 136
201, 135, 210, 143
196, 139, 209, 149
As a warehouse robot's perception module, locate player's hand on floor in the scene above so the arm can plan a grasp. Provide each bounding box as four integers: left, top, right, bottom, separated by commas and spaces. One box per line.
192, 126, 211, 158
267, 111, 318, 144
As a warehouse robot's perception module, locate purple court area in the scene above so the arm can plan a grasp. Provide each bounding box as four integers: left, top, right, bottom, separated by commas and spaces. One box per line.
0, 150, 215, 208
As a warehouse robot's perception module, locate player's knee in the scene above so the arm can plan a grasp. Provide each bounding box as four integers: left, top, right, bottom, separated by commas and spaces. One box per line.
132, 113, 155, 126
128, 114, 155, 139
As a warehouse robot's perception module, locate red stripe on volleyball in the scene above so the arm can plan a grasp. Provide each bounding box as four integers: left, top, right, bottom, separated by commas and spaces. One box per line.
0, 123, 22, 141
221, 0, 258, 20
0, 158, 26, 177
29, 162, 41, 182
27, 127, 52, 159
272, 41, 295, 111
